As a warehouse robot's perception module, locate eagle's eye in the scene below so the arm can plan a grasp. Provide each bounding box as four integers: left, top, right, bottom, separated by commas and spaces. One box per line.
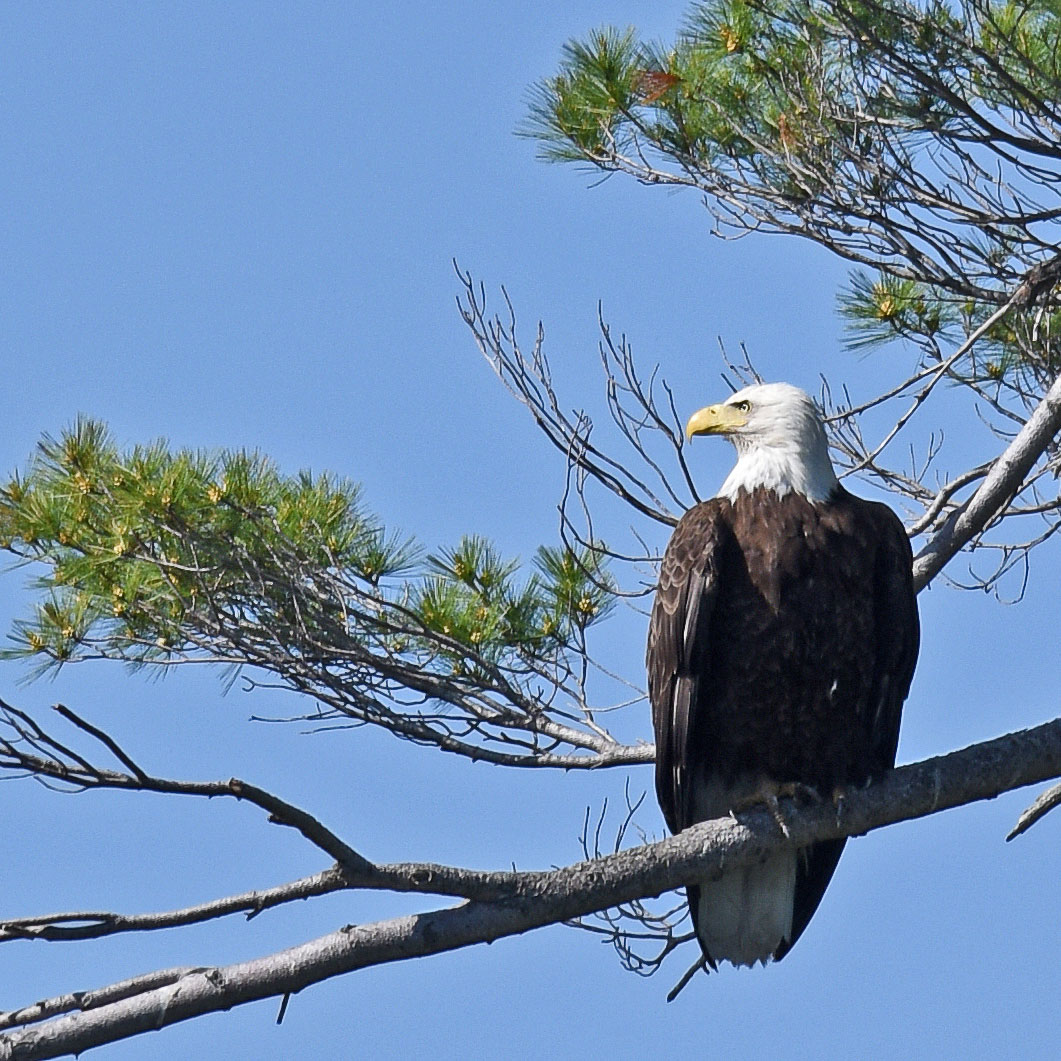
734, 400, 751, 413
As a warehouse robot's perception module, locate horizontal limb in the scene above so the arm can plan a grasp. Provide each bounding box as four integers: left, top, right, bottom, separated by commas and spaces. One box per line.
4, 713, 1061, 1058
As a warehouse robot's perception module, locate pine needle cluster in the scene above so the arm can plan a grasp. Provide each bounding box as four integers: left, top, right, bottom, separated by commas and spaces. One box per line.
527, 0, 1061, 385
0, 420, 614, 690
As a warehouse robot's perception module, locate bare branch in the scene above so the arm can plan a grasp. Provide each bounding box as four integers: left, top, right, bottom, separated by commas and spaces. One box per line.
0, 968, 201, 1037
913, 369, 1061, 590
0, 698, 374, 874
1007, 781, 1061, 841
0, 869, 347, 946
4, 715, 1061, 1058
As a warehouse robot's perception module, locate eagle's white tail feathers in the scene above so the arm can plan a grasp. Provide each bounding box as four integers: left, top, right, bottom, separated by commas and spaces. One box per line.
691, 773, 798, 966
696, 849, 797, 967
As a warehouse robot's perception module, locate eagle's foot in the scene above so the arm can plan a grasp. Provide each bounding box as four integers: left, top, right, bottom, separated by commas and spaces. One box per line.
729, 781, 819, 837
831, 784, 848, 828
778, 780, 822, 805
763, 792, 790, 838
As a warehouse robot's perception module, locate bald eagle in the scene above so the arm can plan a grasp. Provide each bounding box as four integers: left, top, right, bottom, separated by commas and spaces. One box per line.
647, 383, 919, 969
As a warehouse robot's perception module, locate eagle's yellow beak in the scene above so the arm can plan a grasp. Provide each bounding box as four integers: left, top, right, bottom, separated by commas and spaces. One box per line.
685, 402, 748, 441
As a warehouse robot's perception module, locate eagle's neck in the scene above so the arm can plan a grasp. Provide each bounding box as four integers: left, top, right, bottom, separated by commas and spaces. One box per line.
717, 426, 839, 503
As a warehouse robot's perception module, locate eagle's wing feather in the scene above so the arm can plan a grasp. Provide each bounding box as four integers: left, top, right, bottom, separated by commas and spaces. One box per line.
647, 501, 727, 835
866, 504, 920, 774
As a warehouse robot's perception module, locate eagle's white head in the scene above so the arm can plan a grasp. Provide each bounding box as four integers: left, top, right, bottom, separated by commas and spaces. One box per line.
685, 382, 839, 503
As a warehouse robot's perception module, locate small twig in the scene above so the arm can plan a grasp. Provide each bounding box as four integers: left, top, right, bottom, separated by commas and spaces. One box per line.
1006, 781, 1061, 841
275, 993, 291, 1025
53, 703, 149, 782
666, 955, 708, 1002
225, 779, 375, 876
0, 868, 348, 945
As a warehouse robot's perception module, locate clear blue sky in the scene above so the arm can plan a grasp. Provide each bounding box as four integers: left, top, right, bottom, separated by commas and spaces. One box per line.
1, 3, 1059, 1058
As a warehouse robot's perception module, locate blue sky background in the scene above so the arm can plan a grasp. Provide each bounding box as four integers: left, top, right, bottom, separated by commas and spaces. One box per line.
1, 3, 1059, 1058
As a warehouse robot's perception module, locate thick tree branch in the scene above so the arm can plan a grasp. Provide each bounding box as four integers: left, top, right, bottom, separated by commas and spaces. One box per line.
4, 715, 1061, 1059
913, 369, 1061, 590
